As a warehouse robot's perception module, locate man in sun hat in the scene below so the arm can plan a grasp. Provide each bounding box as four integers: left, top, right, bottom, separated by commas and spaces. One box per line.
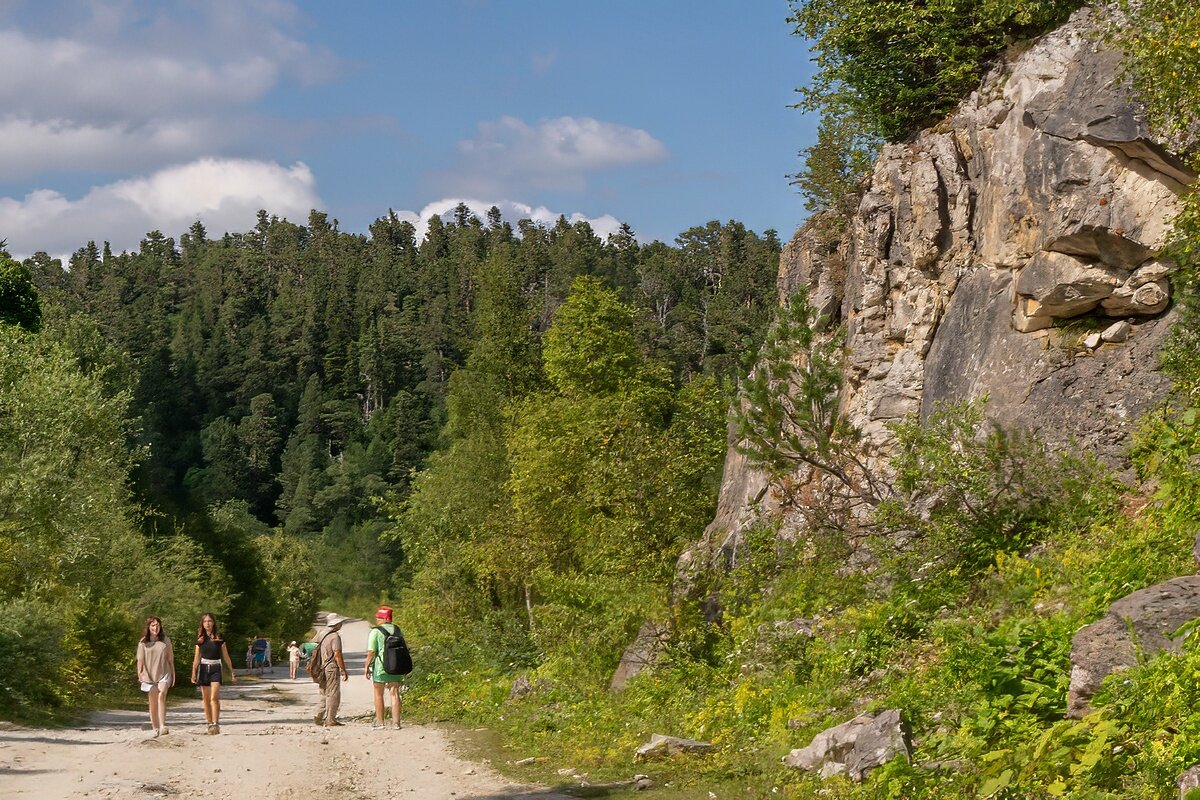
365, 605, 406, 729
313, 613, 349, 727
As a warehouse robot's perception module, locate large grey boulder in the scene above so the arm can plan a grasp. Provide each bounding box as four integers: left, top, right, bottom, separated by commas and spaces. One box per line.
610, 621, 667, 691
783, 710, 911, 782
1178, 765, 1200, 799
1067, 576, 1200, 718
634, 734, 714, 761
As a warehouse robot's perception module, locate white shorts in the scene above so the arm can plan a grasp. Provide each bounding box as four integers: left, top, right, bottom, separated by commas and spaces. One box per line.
140, 675, 171, 692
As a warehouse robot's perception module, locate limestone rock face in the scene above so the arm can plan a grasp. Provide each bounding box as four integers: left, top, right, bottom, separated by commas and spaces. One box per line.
676, 8, 1189, 585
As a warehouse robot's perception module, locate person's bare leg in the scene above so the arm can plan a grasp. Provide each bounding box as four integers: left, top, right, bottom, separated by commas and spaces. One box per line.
200, 685, 214, 725
157, 686, 170, 733
389, 685, 402, 728
210, 682, 222, 731
373, 682, 385, 726
147, 687, 162, 732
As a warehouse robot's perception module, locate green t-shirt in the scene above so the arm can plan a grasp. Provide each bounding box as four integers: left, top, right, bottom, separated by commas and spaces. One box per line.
367, 623, 405, 683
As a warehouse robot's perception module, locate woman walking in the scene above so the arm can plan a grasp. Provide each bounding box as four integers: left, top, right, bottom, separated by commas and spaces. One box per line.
190, 612, 237, 734
287, 640, 301, 679
135, 616, 175, 738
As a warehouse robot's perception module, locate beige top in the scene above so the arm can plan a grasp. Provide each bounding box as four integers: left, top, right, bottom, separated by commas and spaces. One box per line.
136, 637, 175, 684
319, 630, 342, 673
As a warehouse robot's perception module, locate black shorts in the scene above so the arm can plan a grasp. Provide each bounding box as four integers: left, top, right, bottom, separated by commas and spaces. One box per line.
196, 663, 223, 686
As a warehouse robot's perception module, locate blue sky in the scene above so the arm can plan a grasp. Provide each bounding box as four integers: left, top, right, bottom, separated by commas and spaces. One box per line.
0, 0, 817, 258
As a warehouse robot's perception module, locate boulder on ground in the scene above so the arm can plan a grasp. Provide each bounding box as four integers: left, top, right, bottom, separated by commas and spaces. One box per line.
610, 621, 667, 691
634, 734, 714, 761
1178, 764, 1200, 799
509, 675, 532, 700
1068, 575, 1200, 718
783, 709, 911, 782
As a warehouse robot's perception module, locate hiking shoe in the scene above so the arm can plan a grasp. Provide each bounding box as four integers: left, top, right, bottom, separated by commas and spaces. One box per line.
150, 729, 160, 738
392, 723, 402, 730
159, 726, 169, 735
371, 721, 385, 729
313, 715, 324, 726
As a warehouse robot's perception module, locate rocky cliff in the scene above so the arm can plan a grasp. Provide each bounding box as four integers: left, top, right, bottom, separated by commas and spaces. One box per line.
679, 8, 1196, 582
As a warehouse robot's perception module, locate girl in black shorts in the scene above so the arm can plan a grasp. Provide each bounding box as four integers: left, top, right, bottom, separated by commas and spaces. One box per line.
190, 612, 237, 734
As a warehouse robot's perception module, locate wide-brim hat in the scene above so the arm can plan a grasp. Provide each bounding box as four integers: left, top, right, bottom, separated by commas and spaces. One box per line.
325, 613, 346, 628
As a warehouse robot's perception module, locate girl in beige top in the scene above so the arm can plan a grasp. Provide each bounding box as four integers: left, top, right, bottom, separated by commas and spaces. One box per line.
135, 617, 175, 738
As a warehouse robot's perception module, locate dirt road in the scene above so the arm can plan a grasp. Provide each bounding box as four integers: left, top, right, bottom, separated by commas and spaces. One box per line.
0, 619, 570, 799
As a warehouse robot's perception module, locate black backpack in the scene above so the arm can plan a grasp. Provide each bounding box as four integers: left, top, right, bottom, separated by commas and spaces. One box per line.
373, 624, 413, 675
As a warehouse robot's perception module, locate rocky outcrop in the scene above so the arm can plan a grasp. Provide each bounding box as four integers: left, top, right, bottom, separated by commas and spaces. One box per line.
678, 8, 1190, 584
783, 710, 912, 782
1067, 576, 1200, 718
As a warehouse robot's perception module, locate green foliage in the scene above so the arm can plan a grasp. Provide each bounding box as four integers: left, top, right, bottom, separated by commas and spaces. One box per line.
736, 288, 884, 512
791, 112, 880, 217
1108, 0, 1200, 396
542, 276, 642, 395
879, 398, 1116, 574
1158, 193, 1200, 392
790, 0, 1082, 142
1109, 0, 1200, 154
0, 325, 224, 720
0, 252, 42, 332
787, 0, 1080, 223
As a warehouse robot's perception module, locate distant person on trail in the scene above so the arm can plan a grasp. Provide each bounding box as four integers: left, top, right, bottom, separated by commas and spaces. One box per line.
365, 605, 405, 729
135, 616, 175, 738
251, 635, 268, 672
191, 612, 237, 735
312, 613, 349, 727
287, 640, 301, 679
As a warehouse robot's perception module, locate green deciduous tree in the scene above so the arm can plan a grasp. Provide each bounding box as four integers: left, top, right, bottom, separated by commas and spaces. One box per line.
0, 251, 42, 332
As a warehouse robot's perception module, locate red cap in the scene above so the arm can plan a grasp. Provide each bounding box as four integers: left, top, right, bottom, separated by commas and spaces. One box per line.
375, 606, 393, 622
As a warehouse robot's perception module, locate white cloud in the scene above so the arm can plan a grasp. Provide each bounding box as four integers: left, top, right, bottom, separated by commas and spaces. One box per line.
442, 115, 668, 195
396, 198, 624, 244
0, 1, 338, 180
0, 117, 228, 180
1, 158, 320, 257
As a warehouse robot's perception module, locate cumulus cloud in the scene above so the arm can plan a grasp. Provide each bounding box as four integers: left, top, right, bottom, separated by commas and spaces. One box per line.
393, 197, 623, 245
0, 0, 338, 180
440, 115, 668, 196
1, 158, 321, 257
0, 117, 231, 180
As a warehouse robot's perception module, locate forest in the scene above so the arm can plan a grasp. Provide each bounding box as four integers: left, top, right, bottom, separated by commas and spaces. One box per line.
0, 206, 780, 719
3, 0, 1200, 796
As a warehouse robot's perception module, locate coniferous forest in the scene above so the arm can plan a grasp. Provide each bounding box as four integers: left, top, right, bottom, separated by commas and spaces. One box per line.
2, 206, 780, 720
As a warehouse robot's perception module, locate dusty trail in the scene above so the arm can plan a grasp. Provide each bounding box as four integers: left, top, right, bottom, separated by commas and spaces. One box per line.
0, 619, 570, 799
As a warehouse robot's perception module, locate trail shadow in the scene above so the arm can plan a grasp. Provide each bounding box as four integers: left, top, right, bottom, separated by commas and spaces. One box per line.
465, 786, 621, 799
0, 733, 109, 746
